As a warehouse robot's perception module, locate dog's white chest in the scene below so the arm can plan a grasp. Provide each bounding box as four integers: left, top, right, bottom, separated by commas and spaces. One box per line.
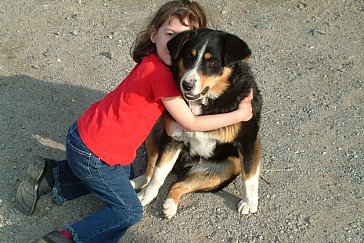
170, 125, 216, 157
170, 103, 216, 157
187, 101, 203, 115
187, 132, 216, 157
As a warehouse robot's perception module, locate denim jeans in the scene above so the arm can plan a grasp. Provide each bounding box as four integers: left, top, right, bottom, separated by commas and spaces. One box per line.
52, 122, 143, 243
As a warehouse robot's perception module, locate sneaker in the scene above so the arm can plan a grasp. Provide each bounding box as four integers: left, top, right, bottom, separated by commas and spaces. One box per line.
16, 156, 52, 215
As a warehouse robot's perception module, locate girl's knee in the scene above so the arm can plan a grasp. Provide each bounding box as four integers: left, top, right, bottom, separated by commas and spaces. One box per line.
132, 201, 143, 223
115, 203, 143, 226
133, 208, 143, 224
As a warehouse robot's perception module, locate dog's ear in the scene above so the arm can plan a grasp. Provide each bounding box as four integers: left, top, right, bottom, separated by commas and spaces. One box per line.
224, 34, 251, 66
167, 29, 197, 60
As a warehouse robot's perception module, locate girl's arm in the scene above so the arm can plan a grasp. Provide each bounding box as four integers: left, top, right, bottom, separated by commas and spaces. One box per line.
161, 90, 253, 132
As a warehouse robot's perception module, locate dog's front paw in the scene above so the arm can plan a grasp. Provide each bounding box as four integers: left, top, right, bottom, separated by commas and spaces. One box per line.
137, 188, 158, 206
237, 200, 258, 214
163, 198, 177, 219
130, 175, 150, 190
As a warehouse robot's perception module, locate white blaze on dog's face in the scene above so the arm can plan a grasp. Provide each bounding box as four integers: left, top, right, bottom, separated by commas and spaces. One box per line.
180, 41, 208, 101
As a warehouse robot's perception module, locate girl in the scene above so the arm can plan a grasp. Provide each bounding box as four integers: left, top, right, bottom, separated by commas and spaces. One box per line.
17, 1, 253, 242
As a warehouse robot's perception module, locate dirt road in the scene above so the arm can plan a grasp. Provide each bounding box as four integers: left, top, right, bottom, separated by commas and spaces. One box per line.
0, 0, 363, 242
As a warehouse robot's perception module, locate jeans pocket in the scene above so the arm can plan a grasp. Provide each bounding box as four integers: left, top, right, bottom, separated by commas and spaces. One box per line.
66, 137, 92, 180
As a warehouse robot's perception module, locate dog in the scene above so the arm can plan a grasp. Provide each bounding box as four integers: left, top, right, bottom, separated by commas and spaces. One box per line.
131, 28, 262, 219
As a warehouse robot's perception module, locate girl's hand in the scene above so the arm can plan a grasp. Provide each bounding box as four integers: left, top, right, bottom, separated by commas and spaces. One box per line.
237, 89, 254, 121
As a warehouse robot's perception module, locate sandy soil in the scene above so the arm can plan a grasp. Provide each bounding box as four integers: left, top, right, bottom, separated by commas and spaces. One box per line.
0, 0, 363, 242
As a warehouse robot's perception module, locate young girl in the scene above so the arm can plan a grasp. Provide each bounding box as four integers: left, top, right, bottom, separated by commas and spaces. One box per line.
17, 1, 253, 242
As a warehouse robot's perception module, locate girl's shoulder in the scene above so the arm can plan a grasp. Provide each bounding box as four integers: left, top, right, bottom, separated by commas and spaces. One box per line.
139, 53, 172, 77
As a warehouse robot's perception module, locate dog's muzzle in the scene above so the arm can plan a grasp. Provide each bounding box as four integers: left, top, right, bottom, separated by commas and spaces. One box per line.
182, 86, 209, 101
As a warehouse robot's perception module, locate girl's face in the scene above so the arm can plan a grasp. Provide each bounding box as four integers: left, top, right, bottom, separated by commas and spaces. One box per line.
151, 17, 192, 66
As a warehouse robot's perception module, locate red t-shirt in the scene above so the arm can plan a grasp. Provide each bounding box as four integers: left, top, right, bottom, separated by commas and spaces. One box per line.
77, 53, 180, 165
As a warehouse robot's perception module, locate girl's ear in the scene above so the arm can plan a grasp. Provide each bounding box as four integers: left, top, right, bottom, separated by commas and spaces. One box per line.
150, 28, 157, 43
167, 29, 196, 60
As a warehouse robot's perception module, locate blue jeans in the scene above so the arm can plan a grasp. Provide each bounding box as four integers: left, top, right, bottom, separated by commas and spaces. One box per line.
51, 122, 143, 243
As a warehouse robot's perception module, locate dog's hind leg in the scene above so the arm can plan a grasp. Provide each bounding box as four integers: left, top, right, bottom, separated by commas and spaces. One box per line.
237, 135, 261, 215
137, 142, 183, 206
163, 156, 241, 219
130, 133, 159, 190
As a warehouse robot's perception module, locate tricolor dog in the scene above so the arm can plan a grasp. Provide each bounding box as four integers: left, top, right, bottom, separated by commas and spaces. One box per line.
131, 28, 263, 219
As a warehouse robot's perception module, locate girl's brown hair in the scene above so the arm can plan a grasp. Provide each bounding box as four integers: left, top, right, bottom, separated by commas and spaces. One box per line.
131, 0, 207, 63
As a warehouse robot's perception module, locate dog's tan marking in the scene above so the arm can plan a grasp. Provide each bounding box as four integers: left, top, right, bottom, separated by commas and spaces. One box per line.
199, 67, 232, 98
208, 123, 242, 143
204, 52, 212, 59
191, 49, 197, 57
157, 146, 181, 166
240, 135, 261, 181
164, 115, 174, 137
144, 133, 159, 178
138, 144, 182, 206
167, 173, 222, 204
130, 133, 159, 189
165, 156, 241, 214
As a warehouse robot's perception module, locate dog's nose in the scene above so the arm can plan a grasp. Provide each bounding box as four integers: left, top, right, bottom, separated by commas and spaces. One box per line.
182, 81, 193, 91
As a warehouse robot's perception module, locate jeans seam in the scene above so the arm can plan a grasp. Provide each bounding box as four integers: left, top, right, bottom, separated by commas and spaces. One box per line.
66, 139, 92, 180
90, 214, 133, 241
96, 167, 129, 209
84, 214, 133, 242
69, 125, 84, 144
67, 139, 91, 157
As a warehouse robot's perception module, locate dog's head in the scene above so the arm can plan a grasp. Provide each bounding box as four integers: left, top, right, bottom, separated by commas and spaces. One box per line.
167, 28, 251, 102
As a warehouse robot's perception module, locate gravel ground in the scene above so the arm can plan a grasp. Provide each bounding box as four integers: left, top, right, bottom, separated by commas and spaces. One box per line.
0, 0, 363, 242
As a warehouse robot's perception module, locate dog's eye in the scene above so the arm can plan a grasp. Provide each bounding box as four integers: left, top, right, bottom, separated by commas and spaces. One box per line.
206, 59, 218, 67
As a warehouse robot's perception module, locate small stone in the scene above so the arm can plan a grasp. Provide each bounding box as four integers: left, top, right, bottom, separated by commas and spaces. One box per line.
52, 95, 58, 102
100, 52, 113, 59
